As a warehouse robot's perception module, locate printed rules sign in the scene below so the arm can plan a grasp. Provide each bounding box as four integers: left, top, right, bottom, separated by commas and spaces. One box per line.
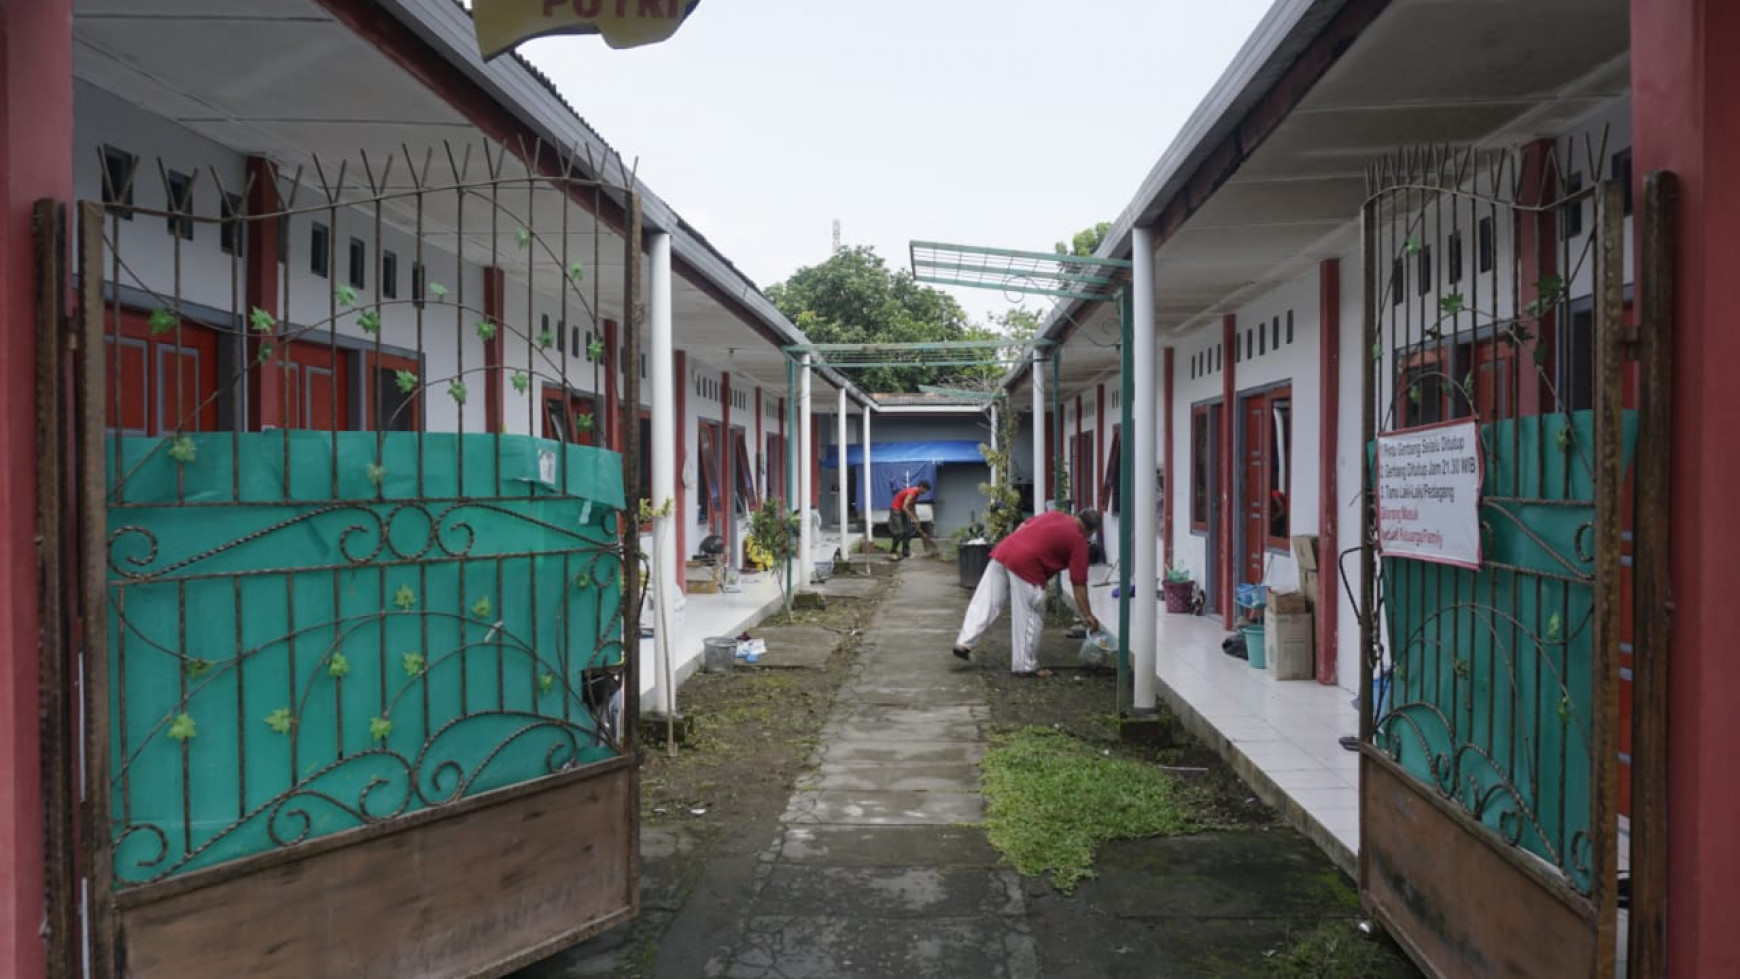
1376, 419, 1483, 568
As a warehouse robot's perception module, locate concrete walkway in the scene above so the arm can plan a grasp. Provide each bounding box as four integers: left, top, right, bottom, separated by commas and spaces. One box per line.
529, 556, 1412, 979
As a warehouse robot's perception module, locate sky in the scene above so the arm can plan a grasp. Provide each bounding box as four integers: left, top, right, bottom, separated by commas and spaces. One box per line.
512, 0, 1276, 326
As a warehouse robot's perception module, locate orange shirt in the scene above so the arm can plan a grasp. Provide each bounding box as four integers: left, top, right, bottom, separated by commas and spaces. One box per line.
891, 486, 923, 514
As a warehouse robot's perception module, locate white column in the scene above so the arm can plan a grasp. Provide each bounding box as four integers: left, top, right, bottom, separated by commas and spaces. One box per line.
648, 231, 678, 714
860, 403, 872, 545
837, 387, 849, 551
799, 354, 814, 586
1030, 359, 1046, 514
1130, 225, 1159, 711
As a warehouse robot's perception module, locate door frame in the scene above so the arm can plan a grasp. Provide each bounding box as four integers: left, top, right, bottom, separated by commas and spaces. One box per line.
1233, 381, 1292, 591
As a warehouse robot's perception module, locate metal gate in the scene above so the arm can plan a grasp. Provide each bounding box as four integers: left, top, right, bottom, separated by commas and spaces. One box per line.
1355, 143, 1670, 979
43, 142, 643, 978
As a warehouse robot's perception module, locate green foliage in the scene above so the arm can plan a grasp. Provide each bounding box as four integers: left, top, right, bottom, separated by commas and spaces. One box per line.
1054, 221, 1111, 258
358, 308, 382, 335
587, 338, 606, 362
538, 327, 555, 349
427, 281, 449, 301
263, 708, 293, 735
747, 499, 801, 609
1164, 565, 1193, 584
538, 673, 557, 694
476, 319, 498, 342
336, 284, 357, 307
395, 369, 418, 394
368, 716, 393, 742
977, 396, 1023, 542
149, 308, 180, 335
575, 411, 594, 433
514, 226, 532, 249
184, 657, 214, 679
167, 712, 197, 743
248, 307, 276, 333
511, 371, 530, 394
471, 596, 492, 619
568, 260, 586, 281
256, 341, 275, 364
765, 245, 976, 393
1268, 921, 1398, 979
366, 462, 387, 488
980, 727, 1198, 892
168, 435, 197, 465
328, 652, 350, 678
401, 652, 425, 676
447, 380, 467, 405
393, 584, 417, 610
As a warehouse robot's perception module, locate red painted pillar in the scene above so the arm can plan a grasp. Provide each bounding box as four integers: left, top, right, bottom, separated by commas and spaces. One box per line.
720, 371, 732, 544
1162, 348, 1174, 568
1220, 314, 1237, 628
482, 268, 505, 434
244, 156, 285, 429
1, 5, 72, 977
753, 387, 763, 502
1095, 383, 1106, 505
674, 351, 687, 593
603, 318, 619, 450
1074, 394, 1083, 508
1317, 259, 1341, 685
776, 397, 786, 503
1632, 1, 1740, 973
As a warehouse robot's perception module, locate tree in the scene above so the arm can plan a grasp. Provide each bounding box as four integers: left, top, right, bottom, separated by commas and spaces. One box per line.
987, 307, 1043, 344
766, 245, 978, 393
1054, 221, 1111, 258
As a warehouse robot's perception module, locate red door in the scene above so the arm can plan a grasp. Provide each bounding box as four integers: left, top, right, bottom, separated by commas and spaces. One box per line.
1242, 396, 1267, 586
283, 339, 351, 430
697, 420, 723, 534
104, 310, 222, 435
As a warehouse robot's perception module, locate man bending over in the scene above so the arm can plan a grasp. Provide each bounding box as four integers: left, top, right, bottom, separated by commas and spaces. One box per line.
887, 480, 931, 560
952, 508, 1102, 677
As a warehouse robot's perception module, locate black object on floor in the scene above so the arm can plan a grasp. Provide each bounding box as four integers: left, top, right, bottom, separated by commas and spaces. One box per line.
1338, 735, 1361, 752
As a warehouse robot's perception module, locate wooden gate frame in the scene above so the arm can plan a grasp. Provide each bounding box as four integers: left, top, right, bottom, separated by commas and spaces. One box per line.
1355, 152, 1671, 979
44, 164, 646, 977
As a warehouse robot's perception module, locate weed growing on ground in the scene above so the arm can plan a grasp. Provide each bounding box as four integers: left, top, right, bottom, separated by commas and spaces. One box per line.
979, 725, 1200, 891
1268, 921, 1399, 979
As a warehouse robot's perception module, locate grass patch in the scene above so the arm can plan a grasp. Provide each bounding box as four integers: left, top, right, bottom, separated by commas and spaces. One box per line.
1268, 921, 1401, 979
980, 726, 1200, 892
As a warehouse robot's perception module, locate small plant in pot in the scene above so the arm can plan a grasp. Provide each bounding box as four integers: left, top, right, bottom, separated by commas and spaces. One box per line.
1162, 565, 1195, 614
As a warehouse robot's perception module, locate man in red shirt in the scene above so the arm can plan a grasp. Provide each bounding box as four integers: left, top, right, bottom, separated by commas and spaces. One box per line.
887, 480, 931, 560
953, 508, 1102, 676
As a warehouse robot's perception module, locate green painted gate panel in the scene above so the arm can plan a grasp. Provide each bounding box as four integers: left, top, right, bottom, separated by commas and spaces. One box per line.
1375, 410, 1634, 895
106, 432, 626, 887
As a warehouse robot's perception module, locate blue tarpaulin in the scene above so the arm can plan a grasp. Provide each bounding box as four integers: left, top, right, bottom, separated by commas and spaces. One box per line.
819, 440, 985, 509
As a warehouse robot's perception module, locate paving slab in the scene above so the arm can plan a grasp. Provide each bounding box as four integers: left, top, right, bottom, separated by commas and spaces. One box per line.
749, 625, 839, 668
781, 788, 983, 826
820, 716, 982, 744
752, 864, 1025, 917
816, 740, 986, 766
812, 577, 882, 598
796, 760, 983, 792
712, 914, 1040, 979
774, 825, 1001, 867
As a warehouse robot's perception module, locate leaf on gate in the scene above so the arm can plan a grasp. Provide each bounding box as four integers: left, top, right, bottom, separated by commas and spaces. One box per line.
511, 371, 530, 394
515, 226, 532, 249
394, 584, 417, 610
167, 712, 197, 743
568, 260, 586, 282
476, 319, 498, 342
328, 652, 351, 678
448, 380, 468, 405
395, 369, 418, 394
471, 596, 493, 619
1439, 292, 1466, 315
428, 281, 449, 301
538, 327, 555, 349
539, 673, 557, 694
168, 435, 198, 465
402, 651, 425, 677
149, 307, 179, 335
358, 308, 382, 335
587, 338, 605, 362
249, 306, 276, 333
184, 657, 214, 680
1546, 612, 1562, 641
369, 716, 393, 742
366, 462, 387, 488
264, 708, 293, 735
337, 284, 357, 307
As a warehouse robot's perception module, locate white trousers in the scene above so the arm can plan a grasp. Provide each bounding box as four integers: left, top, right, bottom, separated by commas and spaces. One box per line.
955, 559, 1047, 673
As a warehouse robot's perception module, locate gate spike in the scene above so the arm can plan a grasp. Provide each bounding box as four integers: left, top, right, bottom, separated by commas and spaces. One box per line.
278, 163, 306, 212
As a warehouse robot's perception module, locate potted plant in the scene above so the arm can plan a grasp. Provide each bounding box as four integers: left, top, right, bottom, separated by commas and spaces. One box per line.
747, 499, 800, 614
1163, 565, 1195, 613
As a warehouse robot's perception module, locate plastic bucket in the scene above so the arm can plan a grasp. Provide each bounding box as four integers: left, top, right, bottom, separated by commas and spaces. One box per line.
1240, 623, 1267, 669
702, 636, 737, 673
958, 542, 991, 589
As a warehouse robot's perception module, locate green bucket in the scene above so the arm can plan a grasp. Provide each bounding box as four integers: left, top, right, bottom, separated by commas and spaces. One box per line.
1240, 623, 1266, 669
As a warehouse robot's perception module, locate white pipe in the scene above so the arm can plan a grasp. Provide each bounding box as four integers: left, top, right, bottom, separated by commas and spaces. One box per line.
861, 403, 872, 549
1031, 359, 1045, 513
1130, 225, 1159, 711
837, 387, 848, 553
649, 231, 677, 715
799, 354, 814, 586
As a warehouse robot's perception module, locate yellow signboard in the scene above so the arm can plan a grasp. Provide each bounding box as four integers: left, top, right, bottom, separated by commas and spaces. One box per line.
474, 0, 700, 60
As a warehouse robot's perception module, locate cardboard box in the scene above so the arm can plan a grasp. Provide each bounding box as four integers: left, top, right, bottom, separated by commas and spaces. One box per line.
1264, 601, 1315, 680
1291, 535, 1320, 610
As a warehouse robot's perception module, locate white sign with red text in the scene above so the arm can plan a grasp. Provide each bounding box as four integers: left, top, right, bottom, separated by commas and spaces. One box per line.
1376, 419, 1483, 569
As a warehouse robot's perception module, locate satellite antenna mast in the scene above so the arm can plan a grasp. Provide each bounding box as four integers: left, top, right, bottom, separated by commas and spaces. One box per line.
832, 219, 841, 253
